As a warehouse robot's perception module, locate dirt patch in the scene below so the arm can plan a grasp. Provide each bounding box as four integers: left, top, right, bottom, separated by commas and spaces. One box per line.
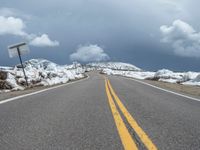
144, 80, 200, 99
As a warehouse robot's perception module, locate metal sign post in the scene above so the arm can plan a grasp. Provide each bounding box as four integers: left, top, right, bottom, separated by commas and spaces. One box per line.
8, 42, 30, 87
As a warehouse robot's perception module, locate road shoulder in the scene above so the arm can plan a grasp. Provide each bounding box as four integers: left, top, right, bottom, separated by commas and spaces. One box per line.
0, 75, 89, 102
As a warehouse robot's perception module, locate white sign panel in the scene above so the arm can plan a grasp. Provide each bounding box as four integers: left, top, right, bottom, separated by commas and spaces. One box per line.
8, 42, 30, 58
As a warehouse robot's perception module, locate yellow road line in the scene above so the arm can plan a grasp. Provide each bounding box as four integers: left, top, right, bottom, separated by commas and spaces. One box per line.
107, 79, 158, 150
105, 80, 138, 150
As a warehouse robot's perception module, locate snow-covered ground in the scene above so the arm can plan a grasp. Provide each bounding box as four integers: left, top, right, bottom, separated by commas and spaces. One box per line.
101, 66, 200, 86
0, 59, 85, 93
1, 60, 200, 93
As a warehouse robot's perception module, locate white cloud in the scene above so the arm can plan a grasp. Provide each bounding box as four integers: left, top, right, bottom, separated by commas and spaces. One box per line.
160, 19, 200, 58
29, 34, 59, 47
0, 7, 31, 19
0, 8, 16, 17
70, 44, 110, 62
0, 15, 59, 47
0, 16, 27, 36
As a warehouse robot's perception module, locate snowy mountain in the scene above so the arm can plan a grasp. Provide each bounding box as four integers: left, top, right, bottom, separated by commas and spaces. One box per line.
86, 62, 141, 71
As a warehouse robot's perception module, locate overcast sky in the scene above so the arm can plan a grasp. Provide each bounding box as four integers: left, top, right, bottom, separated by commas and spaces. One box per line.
0, 0, 200, 71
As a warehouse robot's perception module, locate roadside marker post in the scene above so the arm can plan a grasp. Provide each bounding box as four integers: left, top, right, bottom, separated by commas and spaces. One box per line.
8, 42, 30, 87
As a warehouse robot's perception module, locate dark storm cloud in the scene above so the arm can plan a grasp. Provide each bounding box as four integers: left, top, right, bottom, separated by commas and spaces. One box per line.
0, 0, 200, 71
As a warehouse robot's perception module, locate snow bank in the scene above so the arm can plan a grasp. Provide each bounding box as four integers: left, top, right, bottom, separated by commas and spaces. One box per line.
0, 59, 85, 93
182, 74, 200, 86
153, 69, 200, 84
102, 69, 154, 80
2, 59, 200, 93
102, 67, 200, 86
153, 69, 184, 83
0, 71, 24, 92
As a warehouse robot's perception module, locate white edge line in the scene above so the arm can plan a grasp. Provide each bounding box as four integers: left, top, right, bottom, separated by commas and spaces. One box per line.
122, 76, 200, 102
0, 75, 89, 105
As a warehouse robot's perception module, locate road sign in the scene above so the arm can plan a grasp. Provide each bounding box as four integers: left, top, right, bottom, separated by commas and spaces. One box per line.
8, 42, 30, 87
8, 42, 30, 58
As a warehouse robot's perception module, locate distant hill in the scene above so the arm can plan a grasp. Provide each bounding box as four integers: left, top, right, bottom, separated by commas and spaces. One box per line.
86, 62, 141, 71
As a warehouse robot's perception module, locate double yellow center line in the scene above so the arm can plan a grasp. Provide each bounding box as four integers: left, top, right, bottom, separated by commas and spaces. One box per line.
105, 78, 157, 150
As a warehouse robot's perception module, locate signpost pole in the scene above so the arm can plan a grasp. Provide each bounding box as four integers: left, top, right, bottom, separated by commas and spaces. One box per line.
8, 42, 30, 87
17, 47, 29, 87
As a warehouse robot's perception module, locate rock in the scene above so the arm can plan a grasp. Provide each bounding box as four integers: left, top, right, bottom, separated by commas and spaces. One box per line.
0, 71, 7, 80
17, 78, 27, 86
30, 78, 41, 85
0, 80, 12, 89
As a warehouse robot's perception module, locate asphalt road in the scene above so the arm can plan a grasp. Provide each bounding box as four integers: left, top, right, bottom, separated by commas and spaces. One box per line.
0, 72, 200, 150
